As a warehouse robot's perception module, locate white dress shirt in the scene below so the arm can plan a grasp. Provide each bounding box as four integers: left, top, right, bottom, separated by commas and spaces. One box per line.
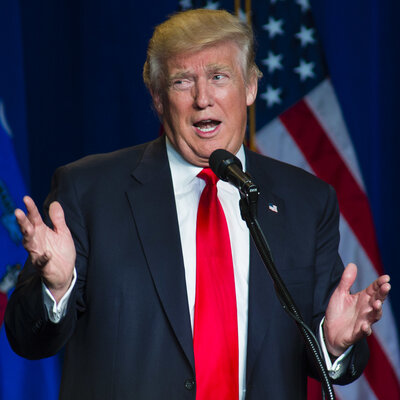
166, 139, 249, 399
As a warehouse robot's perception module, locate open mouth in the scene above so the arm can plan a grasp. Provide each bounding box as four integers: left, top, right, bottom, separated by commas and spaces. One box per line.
193, 119, 221, 133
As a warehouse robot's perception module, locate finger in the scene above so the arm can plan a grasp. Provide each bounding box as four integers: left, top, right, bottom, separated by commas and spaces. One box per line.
338, 263, 358, 293
366, 298, 384, 323
376, 282, 391, 302
23, 196, 44, 227
377, 274, 391, 285
372, 274, 391, 291
366, 275, 391, 299
48, 201, 68, 233
361, 323, 372, 336
14, 208, 34, 238
372, 299, 382, 311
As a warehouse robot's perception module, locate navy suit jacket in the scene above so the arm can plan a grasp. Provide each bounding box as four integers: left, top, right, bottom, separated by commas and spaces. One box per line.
5, 136, 368, 399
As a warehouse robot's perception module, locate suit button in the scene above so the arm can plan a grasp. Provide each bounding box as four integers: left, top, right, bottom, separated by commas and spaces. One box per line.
184, 378, 195, 391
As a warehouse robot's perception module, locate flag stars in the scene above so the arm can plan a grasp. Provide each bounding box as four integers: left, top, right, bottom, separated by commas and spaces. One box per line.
237, 8, 247, 22
260, 85, 282, 108
262, 17, 284, 38
295, 25, 315, 47
262, 51, 283, 73
295, 0, 310, 13
294, 59, 315, 81
203, 1, 220, 10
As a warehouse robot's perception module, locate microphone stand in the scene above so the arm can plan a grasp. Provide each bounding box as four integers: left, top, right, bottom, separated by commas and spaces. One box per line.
239, 184, 335, 400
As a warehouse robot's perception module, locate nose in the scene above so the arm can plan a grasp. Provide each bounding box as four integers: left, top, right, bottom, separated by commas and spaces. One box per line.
193, 78, 214, 109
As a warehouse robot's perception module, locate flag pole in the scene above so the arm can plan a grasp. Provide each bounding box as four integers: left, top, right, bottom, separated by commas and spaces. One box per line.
244, 0, 256, 151
234, 0, 240, 15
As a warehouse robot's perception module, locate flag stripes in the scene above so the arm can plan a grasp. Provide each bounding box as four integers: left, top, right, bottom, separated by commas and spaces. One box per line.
365, 334, 400, 398
256, 79, 400, 399
279, 97, 383, 276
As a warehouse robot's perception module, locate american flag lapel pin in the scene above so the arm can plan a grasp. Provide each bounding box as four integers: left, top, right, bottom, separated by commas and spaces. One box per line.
268, 203, 278, 213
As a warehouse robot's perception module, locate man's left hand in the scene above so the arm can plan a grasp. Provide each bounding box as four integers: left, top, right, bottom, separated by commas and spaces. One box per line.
323, 263, 391, 357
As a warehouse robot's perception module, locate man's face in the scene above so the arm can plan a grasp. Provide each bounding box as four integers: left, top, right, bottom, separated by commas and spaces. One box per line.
153, 41, 258, 167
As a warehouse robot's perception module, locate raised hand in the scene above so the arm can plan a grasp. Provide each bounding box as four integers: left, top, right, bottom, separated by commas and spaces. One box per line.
323, 263, 391, 357
14, 196, 76, 303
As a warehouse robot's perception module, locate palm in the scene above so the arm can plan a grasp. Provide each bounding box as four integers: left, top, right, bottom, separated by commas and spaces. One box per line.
324, 263, 390, 356
15, 196, 76, 295
29, 219, 75, 283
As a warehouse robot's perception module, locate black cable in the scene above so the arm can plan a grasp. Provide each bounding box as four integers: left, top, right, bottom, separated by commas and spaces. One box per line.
276, 290, 335, 400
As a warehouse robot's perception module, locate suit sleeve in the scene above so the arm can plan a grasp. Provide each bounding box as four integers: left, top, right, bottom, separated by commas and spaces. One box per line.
5, 165, 88, 359
307, 183, 369, 384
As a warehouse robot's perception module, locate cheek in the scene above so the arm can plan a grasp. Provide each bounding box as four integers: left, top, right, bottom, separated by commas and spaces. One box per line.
167, 97, 191, 122
222, 86, 248, 112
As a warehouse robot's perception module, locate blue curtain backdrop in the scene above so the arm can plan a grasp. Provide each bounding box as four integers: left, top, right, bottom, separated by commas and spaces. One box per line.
4, 0, 400, 397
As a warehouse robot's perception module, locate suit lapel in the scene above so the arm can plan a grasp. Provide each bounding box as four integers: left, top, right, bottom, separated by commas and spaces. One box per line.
125, 143, 289, 379
245, 150, 288, 384
125, 137, 195, 370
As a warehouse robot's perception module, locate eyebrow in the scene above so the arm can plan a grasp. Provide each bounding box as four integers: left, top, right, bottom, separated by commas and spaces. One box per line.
206, 63, 233, 74
169, 71, 192, 82
168, 63, 234, 82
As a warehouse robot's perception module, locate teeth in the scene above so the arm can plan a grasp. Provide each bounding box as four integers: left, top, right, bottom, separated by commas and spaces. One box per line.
198, 125, 216, 132
194, 119, 220, 132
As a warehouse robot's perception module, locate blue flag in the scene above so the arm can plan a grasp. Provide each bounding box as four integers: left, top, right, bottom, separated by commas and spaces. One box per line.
0, 101, 60, 400
0, 1, 60, 398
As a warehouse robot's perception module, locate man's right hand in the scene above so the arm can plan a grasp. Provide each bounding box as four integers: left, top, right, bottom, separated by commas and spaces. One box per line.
14, 196, 76, 303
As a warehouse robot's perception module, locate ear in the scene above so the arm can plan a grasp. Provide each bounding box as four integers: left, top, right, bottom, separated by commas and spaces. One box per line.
151, 90, 164, 115
246, 74, 258, 106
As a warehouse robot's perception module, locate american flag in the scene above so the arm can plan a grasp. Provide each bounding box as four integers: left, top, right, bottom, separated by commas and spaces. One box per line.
181, 0, 400, 399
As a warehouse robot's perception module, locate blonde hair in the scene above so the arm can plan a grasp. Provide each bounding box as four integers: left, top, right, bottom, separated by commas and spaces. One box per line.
143, 9, 262, 95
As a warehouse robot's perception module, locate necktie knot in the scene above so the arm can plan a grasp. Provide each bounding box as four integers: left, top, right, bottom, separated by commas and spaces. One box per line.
198, 167, 218, 186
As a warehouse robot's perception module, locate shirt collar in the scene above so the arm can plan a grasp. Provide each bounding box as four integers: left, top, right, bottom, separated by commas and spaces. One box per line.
166, 136, 246, 193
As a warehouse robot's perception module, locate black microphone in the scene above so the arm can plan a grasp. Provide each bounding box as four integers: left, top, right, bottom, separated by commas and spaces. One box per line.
209, 149, 258, 196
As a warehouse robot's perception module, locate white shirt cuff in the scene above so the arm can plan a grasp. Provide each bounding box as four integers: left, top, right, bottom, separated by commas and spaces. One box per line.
319, 317, 353, 377
42, 268, 77, 323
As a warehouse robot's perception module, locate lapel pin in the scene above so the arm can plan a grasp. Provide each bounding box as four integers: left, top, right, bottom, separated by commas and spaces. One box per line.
268, 203, 278, 213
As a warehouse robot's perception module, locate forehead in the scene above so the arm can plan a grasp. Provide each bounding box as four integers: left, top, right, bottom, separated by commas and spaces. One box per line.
166, 41, 241, 75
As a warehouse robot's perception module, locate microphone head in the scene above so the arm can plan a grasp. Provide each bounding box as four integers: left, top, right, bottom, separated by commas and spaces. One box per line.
209, 149, 243, 181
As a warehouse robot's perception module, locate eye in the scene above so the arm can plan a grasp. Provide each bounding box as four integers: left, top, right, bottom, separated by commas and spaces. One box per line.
213, 74, 225, 80
171, 78, 193, 90
212, 73, 229, 84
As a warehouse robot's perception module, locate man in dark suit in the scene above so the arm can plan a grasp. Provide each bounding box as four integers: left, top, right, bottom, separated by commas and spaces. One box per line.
5, 9, 390, 400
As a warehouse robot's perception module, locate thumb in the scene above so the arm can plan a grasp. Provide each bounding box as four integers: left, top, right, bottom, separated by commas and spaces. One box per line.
337, 263, 358, 293
49, 201, 68, 233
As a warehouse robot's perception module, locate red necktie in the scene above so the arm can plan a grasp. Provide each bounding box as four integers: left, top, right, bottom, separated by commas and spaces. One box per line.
194, 168, 239, 399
